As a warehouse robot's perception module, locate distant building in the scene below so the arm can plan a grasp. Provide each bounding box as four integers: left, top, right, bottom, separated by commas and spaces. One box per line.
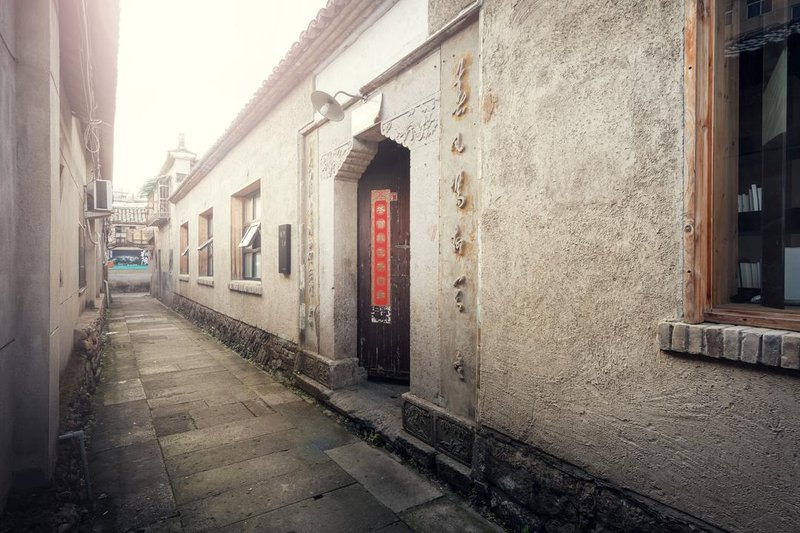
108, 189, 151, 266
146, 134, 197, 302
0, 0, 118, 507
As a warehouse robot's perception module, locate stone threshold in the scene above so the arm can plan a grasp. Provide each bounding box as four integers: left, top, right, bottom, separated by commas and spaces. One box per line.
294, 373, 474, 495
658, 320, 800, 370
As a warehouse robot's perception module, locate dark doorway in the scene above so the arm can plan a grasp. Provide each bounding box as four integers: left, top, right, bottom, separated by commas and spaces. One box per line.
357, 140, 410, 382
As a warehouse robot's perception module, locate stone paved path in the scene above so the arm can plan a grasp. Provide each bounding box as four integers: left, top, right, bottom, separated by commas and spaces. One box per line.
91, 294, 501, 532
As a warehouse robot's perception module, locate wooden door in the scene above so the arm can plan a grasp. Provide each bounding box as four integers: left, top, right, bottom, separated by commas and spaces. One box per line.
357, 141, 410, 381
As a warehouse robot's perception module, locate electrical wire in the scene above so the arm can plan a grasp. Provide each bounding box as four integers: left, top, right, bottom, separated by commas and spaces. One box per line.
79, 0, 102, 180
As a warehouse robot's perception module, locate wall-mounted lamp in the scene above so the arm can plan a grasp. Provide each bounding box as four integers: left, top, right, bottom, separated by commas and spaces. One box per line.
311, 90, 366, 122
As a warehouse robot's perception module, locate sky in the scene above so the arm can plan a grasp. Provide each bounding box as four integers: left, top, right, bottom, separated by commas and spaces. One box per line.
113, 0, 328, 195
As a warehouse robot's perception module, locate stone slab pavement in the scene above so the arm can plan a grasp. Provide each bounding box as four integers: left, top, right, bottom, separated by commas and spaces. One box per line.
91, 294, 502, 532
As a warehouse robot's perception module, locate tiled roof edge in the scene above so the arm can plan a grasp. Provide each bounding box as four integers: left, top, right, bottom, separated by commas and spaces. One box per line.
171, 0, 389, 203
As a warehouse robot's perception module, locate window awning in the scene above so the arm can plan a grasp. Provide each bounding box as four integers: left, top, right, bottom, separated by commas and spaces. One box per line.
197, 237, 213, 251
239, 221, 261, 248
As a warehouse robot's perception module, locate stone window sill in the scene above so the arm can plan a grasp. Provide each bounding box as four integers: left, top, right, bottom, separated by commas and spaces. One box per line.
228, 280, 262, 296
178, 274, 189, 282
197, 276, 214, 287
658, 321, 800, 371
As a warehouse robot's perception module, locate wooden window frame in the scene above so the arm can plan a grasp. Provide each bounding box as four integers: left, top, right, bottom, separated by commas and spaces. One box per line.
179, 222, 189, 275
684, 0, 800, 332
198, 209, 214, 278
231, 182, 261, 282
78, 224, 86, 289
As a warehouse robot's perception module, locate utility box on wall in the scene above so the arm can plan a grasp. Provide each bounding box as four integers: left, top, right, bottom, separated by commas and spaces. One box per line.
278, 224, 291, 275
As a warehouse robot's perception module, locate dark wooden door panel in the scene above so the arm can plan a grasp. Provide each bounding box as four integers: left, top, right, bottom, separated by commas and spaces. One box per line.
357, 141, 410, 381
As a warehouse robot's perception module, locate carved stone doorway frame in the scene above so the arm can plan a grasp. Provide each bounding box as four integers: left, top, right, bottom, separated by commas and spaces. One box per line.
298, 95, 442, 394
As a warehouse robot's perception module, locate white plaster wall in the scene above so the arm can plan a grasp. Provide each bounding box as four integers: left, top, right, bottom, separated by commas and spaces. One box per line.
57, 102, 93, 373
172, 82, 312, 342
11, 0, 61, 488
314, 0, 428, 97
477, 1, 800, 531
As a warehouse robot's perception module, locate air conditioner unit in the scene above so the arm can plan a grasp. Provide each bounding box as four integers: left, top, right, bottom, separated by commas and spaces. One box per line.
93, 180, 113, 211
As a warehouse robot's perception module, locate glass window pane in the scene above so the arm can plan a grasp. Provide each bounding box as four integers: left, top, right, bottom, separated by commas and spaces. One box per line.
253, 252, 261, 279
716, 1, 800, 309
244, 252, 252, 279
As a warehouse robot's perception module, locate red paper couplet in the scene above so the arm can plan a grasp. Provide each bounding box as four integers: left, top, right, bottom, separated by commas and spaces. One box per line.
371, 190, 392, 321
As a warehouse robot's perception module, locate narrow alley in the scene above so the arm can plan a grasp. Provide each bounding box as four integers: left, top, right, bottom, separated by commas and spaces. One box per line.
91, 294, 499, 532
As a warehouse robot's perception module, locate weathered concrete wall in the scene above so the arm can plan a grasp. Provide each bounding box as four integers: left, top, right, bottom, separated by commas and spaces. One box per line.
477, 1, 800, 531
0, 0, 109, 503
427, 0, 472, 34
57, 92, 93, 374
0, 0, 17, 508
172, 82, 311, 344
12, 0, 61, 489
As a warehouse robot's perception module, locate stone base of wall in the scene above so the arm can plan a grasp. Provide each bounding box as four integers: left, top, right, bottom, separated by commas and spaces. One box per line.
171, 294, 300, 377
71, 298, 107, 389
472, 428, 721, 533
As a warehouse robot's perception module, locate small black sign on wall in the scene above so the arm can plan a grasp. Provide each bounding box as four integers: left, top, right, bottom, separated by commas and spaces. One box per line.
278, 224, 291, 275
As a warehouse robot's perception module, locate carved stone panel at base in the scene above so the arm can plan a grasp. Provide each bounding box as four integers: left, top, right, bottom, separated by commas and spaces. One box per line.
402, 394, 475, 466
402, 400, 434, 444
300, 353, 330, 387
435, 415, 474, 465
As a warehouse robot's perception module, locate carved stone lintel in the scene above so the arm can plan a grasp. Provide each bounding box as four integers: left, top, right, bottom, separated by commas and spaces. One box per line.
320, 139, 378, 182
320, 141, 351, 181
380, 97, 440, 149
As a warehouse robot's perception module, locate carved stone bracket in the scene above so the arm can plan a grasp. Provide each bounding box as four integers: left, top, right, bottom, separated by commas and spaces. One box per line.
380, 97, 440, 149
320, 139, 378, 182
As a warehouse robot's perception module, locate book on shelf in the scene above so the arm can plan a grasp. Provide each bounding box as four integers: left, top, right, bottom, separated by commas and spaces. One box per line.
737, 186, 763, 213
737, 261, 761, 289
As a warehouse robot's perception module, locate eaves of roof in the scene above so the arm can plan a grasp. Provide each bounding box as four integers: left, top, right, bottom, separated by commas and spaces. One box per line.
171, 0, 390, 203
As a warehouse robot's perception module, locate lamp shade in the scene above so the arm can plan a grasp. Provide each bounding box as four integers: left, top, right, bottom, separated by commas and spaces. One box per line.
311, 90, 345, 122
